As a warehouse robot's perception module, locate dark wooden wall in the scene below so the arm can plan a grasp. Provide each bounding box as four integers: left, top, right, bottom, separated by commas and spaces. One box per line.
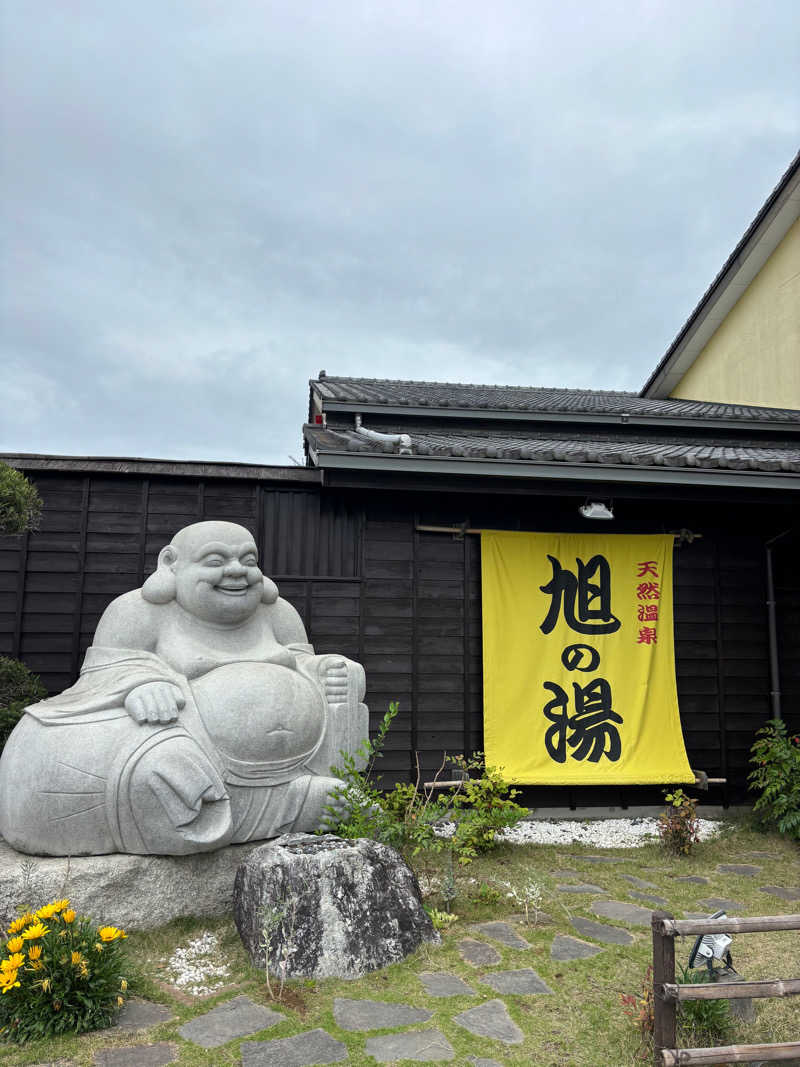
2, 468, 796, 804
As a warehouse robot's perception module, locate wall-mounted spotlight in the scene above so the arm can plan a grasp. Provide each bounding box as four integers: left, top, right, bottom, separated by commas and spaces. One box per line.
579, 501, 614, 520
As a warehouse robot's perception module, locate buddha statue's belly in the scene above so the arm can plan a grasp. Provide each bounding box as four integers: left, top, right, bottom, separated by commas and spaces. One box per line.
190, 663, 325, 765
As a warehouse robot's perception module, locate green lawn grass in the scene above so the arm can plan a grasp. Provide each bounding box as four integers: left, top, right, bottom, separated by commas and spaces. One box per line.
3, 819, 798, 1066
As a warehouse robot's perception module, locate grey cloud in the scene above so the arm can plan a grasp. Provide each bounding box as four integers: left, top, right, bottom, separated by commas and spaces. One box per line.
2, 1, 798, 463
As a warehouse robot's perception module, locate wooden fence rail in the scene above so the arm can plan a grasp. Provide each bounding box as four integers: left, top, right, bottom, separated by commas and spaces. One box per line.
651, 910, 800, 1067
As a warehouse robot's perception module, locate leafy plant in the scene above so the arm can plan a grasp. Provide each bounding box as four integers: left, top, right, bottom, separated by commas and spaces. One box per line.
445, 754, 527, 863
0, 657, 47, 754
498, 877, 544, 926
748, 718, 800, 841
424, 908, 458, 931
657, 788, 700, 855
676, 965, 734, 1046
323, 702, 448, 856
0, 464, 42, 535
0, 899, 129, 1043
620, 964, 654, 1060
472, 883, 502, 906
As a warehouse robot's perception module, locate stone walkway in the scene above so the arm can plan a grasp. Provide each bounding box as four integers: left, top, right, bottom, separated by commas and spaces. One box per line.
71, 865, 799, 1065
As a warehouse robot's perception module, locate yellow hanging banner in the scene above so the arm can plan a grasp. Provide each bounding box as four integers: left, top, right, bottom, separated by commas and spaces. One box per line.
481, 531, 693, 785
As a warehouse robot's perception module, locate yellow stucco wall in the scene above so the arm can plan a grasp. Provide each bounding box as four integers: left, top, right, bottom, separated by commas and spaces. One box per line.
670, 217, 800, 409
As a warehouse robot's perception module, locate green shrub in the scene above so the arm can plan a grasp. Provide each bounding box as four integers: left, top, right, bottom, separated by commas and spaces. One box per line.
0, 464, 41, 535
445, 754, 527, 863
676, 966, 734, 1047
0, 657, 47, 752
323, 709, 525, 865
0, 899, 130, 1043
657, 788, 700, 855
748, 718, 800, 840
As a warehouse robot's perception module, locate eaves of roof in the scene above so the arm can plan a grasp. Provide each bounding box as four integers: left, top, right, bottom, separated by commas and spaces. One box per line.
319, 399, 800, 435
641, 148, 800, 399
2, 453, 321, 484
303, 425, 800, 492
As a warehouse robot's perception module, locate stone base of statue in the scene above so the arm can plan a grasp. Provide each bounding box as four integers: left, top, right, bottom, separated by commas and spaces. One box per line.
0, 836, 258, 931
233, 834, 440, 980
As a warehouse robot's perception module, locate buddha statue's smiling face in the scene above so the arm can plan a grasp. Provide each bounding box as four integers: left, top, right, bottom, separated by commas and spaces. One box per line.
166, 521, 264, 626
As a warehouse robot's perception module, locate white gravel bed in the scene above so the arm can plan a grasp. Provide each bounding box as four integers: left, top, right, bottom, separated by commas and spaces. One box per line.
162, 931, 231, 996
434, 816, 722, 849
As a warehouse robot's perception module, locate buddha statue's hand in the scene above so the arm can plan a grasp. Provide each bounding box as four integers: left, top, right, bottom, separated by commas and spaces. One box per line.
124, 681, 186, 725
322, 659, 350, 705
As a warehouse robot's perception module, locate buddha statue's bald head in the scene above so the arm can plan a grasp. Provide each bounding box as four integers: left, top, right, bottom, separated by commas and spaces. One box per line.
145, 521, 276, 625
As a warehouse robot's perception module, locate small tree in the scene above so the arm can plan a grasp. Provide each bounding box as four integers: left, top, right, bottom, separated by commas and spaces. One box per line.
0, 462, 42, 535
0, 464, 45, 751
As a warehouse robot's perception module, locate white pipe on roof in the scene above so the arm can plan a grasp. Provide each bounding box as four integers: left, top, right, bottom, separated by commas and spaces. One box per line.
354, 414, 413, 454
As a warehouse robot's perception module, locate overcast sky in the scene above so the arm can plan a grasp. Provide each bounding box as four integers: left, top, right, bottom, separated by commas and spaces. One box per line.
1, 2, 797, 466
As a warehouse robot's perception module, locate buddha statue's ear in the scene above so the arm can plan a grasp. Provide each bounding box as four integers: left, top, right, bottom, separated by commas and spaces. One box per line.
262, 577, 279, 604
142, 546, 178, 605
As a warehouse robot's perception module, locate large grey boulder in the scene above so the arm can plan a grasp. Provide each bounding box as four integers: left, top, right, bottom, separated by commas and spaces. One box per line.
233, 834, 439, 979
0, 836, 257, 931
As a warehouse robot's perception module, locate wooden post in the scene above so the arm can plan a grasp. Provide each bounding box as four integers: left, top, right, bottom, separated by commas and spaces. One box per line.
652, 911, 676, 1067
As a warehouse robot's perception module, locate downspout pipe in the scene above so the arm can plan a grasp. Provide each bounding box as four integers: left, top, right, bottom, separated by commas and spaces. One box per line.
354, 414, 413, 454
764, 529, 793, 722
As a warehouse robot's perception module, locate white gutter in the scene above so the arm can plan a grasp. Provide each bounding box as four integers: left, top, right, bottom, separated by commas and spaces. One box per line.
354, 414, 413, 454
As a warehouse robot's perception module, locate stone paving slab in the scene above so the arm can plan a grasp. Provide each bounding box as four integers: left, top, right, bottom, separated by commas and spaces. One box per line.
93, 1045, 177, 1067
241, 1028, 348, 1066
453, 999, 524, 1045
570, 916, 635, 945
556, 882, 605, 893
675, 875, 709, 885
551, 868, 581, 879
480, 968, 554, 996
716, 863, 762, 877
333, 997, 432, 1031
591, 899, 654, 926
419, 971, 476, 997
744, 850, 777, 859
459, 938, 502, 966
467, 1059, 505, 1067
115, 999, 174, 1031
628, 890, 668, 906
621, 874, 658, 890
178, 995, 284, 1048
365, 1029, 455, 1062
696, 898, 746, 914
550, 934, 604, 961
759, 885, 800, 902
470, 921, 531, 949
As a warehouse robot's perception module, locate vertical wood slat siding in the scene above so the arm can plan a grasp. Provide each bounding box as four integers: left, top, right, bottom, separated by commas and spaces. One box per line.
0, 469, 788, 802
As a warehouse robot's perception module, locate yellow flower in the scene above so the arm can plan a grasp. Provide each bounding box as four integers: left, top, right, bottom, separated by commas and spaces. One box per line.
27, 944, 42, 961
21, 922, 49, 940
51, 898, 70, 913
0, 970, 20, 994
79, 962, 89, 978
94, 943, 104, 953
38, 977, 52, 993
29, 960, 43, 971
116, 995, 124, 1007
7, 914, 33, 935
98, 926, 127, 942
120, 978, 128, 991
1, 953, 25, 971
71, 950, 84, 966
5, 937, 23, 954
62, 909, 76, 924
35, 903, 59, 920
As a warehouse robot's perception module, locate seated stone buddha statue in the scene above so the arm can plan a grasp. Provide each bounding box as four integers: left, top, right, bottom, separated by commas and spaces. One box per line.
0, 521, 368, 857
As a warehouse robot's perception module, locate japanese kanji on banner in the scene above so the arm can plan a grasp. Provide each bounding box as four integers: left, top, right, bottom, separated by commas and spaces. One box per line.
480, 531, 693, 785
